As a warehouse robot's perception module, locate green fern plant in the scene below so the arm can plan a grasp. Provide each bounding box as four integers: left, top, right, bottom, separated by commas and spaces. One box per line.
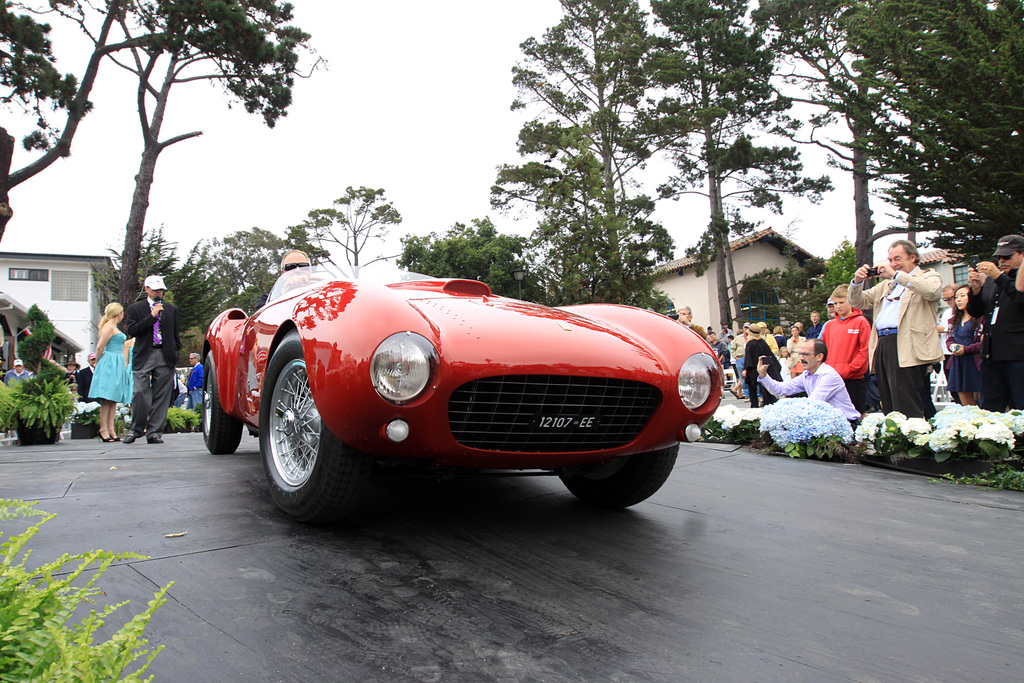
165, 406, 200, 432
0, 499, 171, 681
1, 371, 75, 432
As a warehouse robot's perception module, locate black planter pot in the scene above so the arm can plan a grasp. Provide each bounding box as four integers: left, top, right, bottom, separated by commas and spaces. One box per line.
71, 423, 101, 440
16, 424, 60, 446
859, 454, 1023, 477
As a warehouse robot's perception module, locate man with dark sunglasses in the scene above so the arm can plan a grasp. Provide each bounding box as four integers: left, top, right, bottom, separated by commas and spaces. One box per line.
967, 234, 1024, 411
254, 250, 311, 310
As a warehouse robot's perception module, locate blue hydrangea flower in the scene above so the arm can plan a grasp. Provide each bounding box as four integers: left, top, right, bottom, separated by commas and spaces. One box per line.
760, 398, 854, 446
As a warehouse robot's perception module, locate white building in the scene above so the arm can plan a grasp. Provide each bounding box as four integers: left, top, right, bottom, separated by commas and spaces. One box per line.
0, 251, 113, 369
653, 228, 816, 331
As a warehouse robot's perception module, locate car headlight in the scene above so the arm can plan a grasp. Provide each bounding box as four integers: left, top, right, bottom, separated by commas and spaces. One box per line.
371, 332, 437, 404
678, 353, 719, 409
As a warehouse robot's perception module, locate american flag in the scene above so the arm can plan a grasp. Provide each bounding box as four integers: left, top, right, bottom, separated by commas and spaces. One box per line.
21, 326, 53, 361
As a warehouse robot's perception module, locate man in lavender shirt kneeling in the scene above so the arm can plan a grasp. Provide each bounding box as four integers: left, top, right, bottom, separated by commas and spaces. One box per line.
755, 338, 861, 424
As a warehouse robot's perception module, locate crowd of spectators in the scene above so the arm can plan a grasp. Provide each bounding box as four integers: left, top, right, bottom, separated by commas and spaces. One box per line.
685, 233, 1024, 421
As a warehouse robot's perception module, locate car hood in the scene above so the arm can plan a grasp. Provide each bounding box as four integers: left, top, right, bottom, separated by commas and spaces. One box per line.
405, 294, 672, 381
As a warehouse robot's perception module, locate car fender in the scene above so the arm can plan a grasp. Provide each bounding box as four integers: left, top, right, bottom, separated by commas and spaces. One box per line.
561, 303, 722, 425
205, 309, 248, 418
281, 280, 439, 441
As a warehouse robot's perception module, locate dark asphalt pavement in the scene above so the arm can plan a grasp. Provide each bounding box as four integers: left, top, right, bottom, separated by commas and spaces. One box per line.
1, 433, 1022, 682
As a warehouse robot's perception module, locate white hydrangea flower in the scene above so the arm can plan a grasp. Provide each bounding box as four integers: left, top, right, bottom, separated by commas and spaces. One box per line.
900, 418, 932, 437
855, 413, 886, 442
976, 422, 1015, 449
927, 428, 960, 453
998, 410, 1024, 435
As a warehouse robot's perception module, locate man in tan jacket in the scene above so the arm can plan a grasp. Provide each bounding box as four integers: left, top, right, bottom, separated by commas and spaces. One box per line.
849, 239, 943, 418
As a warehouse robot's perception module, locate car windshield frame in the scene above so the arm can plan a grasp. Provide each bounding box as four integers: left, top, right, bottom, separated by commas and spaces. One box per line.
266, 262, 431, 305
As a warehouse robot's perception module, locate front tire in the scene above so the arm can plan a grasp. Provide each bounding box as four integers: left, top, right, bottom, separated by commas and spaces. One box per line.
559, 444, 679, 509
259, 331, 372, 522
203, 352, 243, 454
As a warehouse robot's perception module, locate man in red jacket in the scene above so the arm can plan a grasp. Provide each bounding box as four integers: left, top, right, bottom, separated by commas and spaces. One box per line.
822, 284, 871, 414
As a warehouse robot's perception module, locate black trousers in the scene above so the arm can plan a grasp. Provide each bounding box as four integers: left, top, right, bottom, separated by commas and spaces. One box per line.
130, 350, 175, 439
873, 334, 929, 418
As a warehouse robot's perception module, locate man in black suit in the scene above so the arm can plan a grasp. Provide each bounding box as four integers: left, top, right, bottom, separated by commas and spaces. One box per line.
77, 353, 96, 400
124, 274, 181, 444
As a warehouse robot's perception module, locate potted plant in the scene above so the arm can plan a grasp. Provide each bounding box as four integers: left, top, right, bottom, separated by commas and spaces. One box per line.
164, 406, 201, 433
70, 401, 102, 439
0, 305, 76, 445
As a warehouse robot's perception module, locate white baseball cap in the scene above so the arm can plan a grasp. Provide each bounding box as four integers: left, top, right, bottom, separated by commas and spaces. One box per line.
144, 275, 167, 290
13, 359, 23, 366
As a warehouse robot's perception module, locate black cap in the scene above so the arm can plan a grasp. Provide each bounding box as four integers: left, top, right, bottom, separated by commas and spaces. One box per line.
992, 234, 1024, 257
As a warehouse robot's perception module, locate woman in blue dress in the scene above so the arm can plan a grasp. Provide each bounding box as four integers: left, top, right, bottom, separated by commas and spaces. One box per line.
945, 285, 983, 405
91, 302, 133, 441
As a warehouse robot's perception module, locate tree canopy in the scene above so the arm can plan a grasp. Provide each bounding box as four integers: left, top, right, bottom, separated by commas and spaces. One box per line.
107, 0, 313, 305
853, 0, 1024, 255
492, 0, 674, 308
650, 0, 832, 327
293, 187, 402, 268
399, 218, 538, 299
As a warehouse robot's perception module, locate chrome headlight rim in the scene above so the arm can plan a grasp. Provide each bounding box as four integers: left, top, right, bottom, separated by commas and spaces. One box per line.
678, 352, 719, 410
370, 332, 438, 405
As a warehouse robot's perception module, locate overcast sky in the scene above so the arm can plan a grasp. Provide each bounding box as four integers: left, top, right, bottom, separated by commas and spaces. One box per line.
1, 1, 890, 268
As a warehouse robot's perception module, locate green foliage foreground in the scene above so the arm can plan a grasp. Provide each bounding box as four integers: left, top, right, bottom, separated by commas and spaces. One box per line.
0, 499, 171, 681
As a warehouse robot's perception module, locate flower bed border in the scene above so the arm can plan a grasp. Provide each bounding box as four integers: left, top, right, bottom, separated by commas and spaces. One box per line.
858, 455, 1023, 478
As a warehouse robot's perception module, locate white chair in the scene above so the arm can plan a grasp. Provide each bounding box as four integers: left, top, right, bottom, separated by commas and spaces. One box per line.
931, 369, 953, 409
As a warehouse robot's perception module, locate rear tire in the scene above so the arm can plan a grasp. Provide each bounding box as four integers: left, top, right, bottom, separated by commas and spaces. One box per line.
203, 353, 243, 454
559, 444, 679, 509
259, 331, 372, 522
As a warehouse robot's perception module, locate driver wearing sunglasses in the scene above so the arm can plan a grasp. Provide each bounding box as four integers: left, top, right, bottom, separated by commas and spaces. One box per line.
254, 250, 311, 311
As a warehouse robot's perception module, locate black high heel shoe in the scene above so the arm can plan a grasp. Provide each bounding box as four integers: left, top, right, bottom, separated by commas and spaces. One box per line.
100, 435, 118, 443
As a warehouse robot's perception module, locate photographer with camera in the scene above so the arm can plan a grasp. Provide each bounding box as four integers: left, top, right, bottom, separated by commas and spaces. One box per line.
848, 240, 943, 418
967, 234, 1024, 411
123, 275, 181, 445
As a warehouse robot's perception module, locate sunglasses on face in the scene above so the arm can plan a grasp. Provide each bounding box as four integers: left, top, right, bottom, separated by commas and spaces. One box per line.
282, 262, 311, 272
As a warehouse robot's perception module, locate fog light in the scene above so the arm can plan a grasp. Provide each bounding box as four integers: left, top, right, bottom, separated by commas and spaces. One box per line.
385, 419, 409, 443
684, 423, 702, 442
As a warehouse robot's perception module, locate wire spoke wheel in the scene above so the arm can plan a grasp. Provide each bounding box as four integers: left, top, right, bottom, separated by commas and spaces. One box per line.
268, 360, 322, 487
259, 330, 372, 522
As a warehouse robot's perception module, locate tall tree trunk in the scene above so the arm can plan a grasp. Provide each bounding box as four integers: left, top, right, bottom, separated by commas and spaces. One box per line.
115, 55, 201, 304
0, 128, 15, 241
726, 245, 742, 323
118, 144, 162, 304
851, 112, 874, 269
708, 166, 731, 326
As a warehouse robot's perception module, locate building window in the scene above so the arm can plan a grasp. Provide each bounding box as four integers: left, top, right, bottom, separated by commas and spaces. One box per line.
952, 264, 969, 285
741, 289, 781, 328
51, 270, 89, 302
9, 268, 49, 282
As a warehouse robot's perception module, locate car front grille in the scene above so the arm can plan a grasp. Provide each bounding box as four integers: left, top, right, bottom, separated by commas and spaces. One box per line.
448, 375, 662, 452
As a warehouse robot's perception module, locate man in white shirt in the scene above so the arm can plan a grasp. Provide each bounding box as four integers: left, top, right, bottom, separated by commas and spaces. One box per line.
848, 240, 943, 417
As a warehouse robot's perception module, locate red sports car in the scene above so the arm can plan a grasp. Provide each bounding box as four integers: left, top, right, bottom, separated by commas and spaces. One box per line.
203, 263, 721, 522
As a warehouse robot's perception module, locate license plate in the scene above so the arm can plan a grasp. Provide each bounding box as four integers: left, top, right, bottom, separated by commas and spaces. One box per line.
533, 415, 600, 429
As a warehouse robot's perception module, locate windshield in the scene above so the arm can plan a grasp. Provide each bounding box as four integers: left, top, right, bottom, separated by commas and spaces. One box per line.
266, 261, 430, 305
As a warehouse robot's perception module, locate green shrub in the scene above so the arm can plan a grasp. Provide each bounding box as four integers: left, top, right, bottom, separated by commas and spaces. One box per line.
164, 407, 200, 432
0, 499, 171, 681
0, 373, 75, 432
946, 464, 1024, 491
